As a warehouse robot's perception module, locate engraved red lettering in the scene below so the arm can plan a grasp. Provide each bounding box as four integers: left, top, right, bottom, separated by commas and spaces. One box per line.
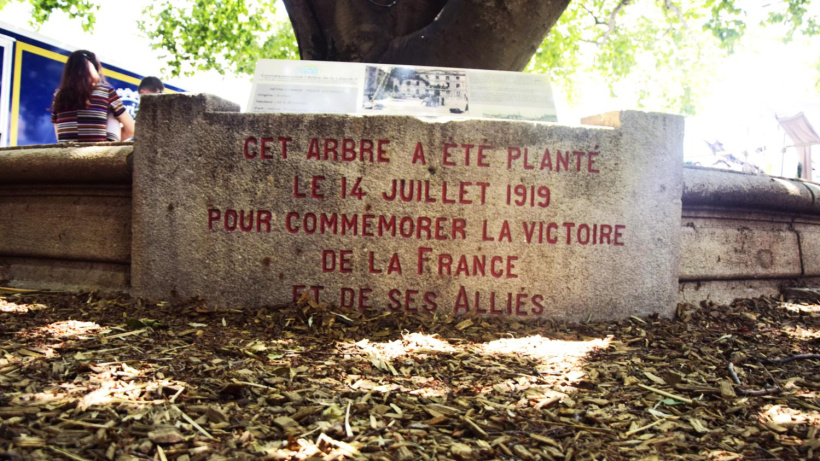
423, 291, 437, 312
461, 144, 474, 166
588, 147, 599, 173
458, 181, 472, 204
243, 137, 257, 159
360, 139, 374, 162
417, 247, 432, 274
208, 209, 221, 230
515, 293, 528, 316
600, 224, 612, 244
417, 216, 432, 240
387, 253, 402, 275
278, 136, 291, 159
578, 224, 590, 245
531, 294, 545, 315
239, 210, 254, 232
257, 210, 271, 233
452, 218, 467, 239
438, 254, 453, 276
563, 222, 576, 244
614, 225, 626, 246
377, 140, 389, 163
260, 137, 274, 159
477, 143, 490, 167
293, 176, 307, 198
311, 176, 325, 199
224, 209, 237, 231
412, 142, 426, 165
307, 138, 320, 160
573, 151, 585, 171
540, 148, 553, 171
523, 148, 534, 170
556, 150, 569, 172
368, 252, 382, 274
358, 288, 372, 311
324, 139, 338, 160
506, 256, 518, 279
292, 285, 305, 302
454, 286, 469, 314
442, 140, 457, 166
342, 138, 356, 161
507, 146, 521, 169
490, 256, 504, 278
546, 222, 559, 244
404, 290, 419, 312
387, 289, 401, 310
285, 212, 299, 233
340, 288, 355, 309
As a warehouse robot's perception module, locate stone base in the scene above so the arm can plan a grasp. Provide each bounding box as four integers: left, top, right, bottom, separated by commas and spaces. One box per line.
0, 256, 129, 292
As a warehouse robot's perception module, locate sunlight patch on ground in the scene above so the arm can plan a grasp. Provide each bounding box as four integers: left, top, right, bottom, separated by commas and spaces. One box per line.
30, 320, 103, 339
480, 335, 611, 360
342, 333, 611, 403
781, 324, 820, 340
9, 361, 188, 411
0, 299, 47, 313
758, 404, 820, 427
780, 302, 820, 314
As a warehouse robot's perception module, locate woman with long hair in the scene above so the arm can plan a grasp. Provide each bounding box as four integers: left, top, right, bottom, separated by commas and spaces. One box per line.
51, 50, 135, 142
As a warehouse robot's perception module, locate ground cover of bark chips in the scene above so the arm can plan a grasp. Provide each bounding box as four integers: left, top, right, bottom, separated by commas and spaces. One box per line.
0, 289, 818, 460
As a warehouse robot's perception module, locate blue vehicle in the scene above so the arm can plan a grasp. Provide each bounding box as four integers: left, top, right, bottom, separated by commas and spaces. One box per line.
0, 21, 184, 147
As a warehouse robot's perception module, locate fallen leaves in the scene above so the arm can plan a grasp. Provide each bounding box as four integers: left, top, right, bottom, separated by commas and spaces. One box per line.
0, 291, 816, 460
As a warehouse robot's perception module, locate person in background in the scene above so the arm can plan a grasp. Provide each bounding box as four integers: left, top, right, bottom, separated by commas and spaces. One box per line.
138, 76, 164, 95
51, 50, 134, 142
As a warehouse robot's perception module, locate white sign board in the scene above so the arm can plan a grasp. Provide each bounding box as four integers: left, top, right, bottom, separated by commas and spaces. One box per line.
247, 60, 557, 122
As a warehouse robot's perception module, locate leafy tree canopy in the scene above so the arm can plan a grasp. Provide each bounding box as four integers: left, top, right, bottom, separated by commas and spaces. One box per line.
5, 0, 818, 115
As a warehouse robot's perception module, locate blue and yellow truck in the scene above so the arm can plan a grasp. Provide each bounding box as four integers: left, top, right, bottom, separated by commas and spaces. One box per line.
0, 21, 184, 147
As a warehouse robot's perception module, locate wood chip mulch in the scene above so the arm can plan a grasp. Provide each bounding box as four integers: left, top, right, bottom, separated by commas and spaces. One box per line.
0, 290, 818, 460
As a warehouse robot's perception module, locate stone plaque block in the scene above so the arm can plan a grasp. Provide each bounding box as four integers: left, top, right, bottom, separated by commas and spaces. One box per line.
132, 94, 683, 321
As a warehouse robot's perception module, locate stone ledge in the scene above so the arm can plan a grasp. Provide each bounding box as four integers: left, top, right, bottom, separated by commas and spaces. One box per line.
683, 167, 820, 215
0, 256, 129, 292
0, 143, 133, 184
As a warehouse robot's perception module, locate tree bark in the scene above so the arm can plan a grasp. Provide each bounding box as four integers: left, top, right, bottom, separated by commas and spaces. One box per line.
282, 0, 571, 71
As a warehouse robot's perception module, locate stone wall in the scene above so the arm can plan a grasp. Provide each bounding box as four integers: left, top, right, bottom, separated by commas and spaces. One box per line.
130, 94, 683, 321
0, 144, 132, 291
679, 168, 820, 304
2, 94, 820, 313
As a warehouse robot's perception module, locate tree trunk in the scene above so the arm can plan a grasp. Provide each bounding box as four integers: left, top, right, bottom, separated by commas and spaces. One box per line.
282, 0, 571, 72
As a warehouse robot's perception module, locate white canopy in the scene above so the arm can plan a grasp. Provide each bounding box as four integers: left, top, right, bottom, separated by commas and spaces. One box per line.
778, 112, 820, 181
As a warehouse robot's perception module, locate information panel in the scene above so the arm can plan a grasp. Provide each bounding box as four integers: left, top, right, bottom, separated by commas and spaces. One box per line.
247, 60, 557, 122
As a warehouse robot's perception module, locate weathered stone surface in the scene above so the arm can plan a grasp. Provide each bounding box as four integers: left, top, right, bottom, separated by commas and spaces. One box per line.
0, 143, 132, 183
682, 168, 820, 214
131, 94, 683, 321
0, 256, 129, 291
678, 220, 801, 280
678, 279, 785, 305
794, 221, 820, 277
0, 186, 131, 263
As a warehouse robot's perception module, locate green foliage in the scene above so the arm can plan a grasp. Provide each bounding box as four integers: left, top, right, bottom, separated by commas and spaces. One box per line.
528, 0, 819, 115
138, 0, 297, 77
3, 0, 98, 31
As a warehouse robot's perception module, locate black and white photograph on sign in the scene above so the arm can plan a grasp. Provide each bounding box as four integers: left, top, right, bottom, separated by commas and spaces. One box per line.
363, 66, 469, 116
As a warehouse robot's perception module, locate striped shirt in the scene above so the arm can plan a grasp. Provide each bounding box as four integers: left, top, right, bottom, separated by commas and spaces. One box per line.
51, 83, 126, 142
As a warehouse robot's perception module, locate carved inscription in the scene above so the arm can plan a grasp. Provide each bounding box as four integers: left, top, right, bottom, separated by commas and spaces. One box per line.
207, 135, 626, 317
